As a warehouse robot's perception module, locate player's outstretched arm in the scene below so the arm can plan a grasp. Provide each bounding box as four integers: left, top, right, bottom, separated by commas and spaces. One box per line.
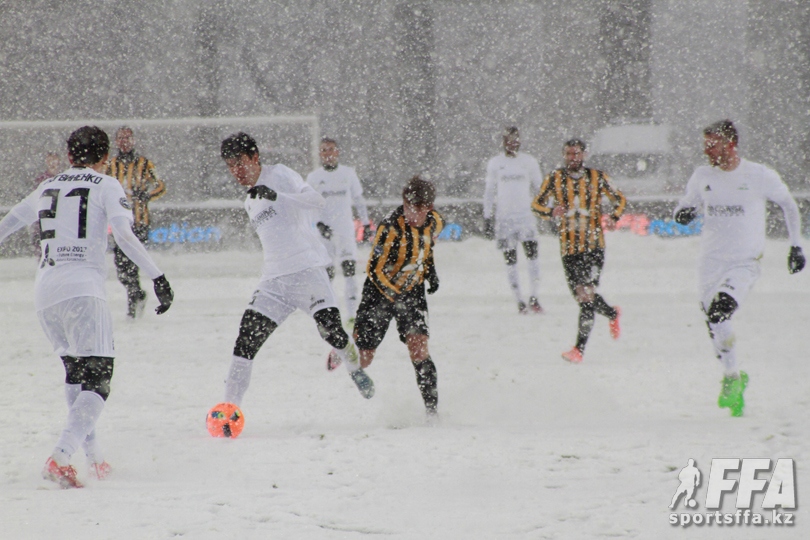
0, 212, 30, 245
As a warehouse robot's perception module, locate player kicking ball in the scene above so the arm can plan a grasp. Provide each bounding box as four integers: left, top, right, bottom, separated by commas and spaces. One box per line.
216, 133, 373, 423
674, 120, 805, 417
328, 177, 443, 417
0, 126, 174, 487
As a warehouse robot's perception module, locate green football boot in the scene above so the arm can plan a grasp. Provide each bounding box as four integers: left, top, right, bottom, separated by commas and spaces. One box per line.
718, 371, 748, 417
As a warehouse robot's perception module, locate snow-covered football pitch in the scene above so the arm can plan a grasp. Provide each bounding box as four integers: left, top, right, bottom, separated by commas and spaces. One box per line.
1, 231, 807, 539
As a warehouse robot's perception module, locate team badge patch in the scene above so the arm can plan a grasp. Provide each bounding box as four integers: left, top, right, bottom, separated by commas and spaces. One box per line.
119, 197, 132, 210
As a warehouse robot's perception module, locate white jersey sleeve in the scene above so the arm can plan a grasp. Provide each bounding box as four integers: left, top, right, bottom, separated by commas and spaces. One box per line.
674, 171, 705, 214
275, 166, 325, 209
483, 158, 497, 220
529, 155, 544, 194
110, 216, 162, 280
349, 169, 369, 224
762, 169, 802, 247
248, 165, 330, 280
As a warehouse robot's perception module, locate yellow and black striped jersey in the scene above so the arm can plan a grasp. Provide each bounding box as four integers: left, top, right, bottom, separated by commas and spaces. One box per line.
367, 206, 444, 301
532, 167, 626, 256
107, 152, 166, 227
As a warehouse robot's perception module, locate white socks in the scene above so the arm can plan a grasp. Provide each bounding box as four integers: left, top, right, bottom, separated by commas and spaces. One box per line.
344, 276, 359, 319
709, 320, 738, 376
64, 383, 103, 463
335, 339, 361, 373
506, 264, 522, 303
224, 356, 254, 406
53, 391, 105, 466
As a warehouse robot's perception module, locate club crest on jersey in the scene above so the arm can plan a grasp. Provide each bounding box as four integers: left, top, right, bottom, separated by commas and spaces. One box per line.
119, 197, 132, 210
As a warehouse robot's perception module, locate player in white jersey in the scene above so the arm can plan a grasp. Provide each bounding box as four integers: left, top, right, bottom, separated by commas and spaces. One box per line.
306, 138, 372, 323
0, 126, 174, 488
483, 126, 544, 313
674, 120, 805, 417
214, 133, 374, 421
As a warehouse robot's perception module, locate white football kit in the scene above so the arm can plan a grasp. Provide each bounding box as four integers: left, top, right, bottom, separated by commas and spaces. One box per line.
306, 164, 369, 264
0, 167, 163, 357
244, 164, 338, 323
675, 159, 802, 309
484, 152, 544, 247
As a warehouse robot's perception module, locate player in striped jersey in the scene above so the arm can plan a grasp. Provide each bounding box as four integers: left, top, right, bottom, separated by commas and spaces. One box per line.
107, 127, 167, 318
532, 139, 626, 364
330, 176, 443, 416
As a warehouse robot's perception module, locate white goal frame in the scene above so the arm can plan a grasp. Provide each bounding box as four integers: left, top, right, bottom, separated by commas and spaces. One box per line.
0, 114, 321, 173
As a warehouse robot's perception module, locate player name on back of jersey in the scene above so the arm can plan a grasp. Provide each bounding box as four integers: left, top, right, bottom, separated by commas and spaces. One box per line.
48, 172, 103, 185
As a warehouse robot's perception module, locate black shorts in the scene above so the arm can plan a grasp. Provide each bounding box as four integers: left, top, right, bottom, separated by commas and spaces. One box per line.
354, 278, 429, 350
562, 249, 605, 296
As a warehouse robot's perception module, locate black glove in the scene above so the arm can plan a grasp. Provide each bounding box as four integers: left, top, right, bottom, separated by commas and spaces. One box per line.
483, 218, 495, 240
362, 224, 374, 242
426, 269, 439, 295
153, 275, 174, 315
247, 185, 277, 201
316, 222, 333, 240
788, 246, 805, 274
674, 207, 697, 226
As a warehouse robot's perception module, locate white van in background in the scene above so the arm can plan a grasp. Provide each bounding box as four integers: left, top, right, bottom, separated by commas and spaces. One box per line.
587, 123, 676, 198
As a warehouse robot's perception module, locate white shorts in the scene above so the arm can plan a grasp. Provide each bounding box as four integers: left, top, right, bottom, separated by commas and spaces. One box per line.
496, 216, 537, 251
699, 258, 761, 311
247, 266, 339, 324
319, 231, 358, 265
37, 297, 115, 358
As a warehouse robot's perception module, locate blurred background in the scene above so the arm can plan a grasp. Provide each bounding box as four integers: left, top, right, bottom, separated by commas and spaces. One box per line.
0, 1, 808, 224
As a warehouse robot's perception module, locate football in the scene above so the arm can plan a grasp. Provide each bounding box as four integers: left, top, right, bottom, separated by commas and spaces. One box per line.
206, 402, 245, 438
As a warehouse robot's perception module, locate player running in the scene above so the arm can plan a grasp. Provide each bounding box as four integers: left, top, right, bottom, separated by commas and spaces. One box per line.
532, 138, 626, 364
217, 133, 374, 415
0, 126, 174, 488
306, 137, 372, 325
327, 177, 443, 417
673, 120, 805, 417
483, 126, 545, 314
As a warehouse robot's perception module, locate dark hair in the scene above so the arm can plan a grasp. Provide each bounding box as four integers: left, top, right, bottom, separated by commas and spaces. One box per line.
221, 132, 259, 160
503, 126, 519, 138
402, 175, 436, 207
563, 138, 587, 152
67, 126, 109, 165
320, 137, 338, 147
115, 126, 133, 137
703, 119, 738, 145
